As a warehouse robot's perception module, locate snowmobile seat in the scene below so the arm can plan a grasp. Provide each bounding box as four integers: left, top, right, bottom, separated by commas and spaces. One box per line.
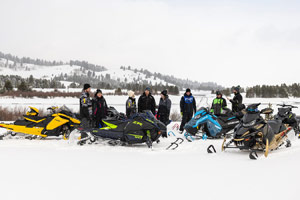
14, 119, 34, 126
267, 120, 282, 134
102, 120, 129, 130
217, 116, 231, 123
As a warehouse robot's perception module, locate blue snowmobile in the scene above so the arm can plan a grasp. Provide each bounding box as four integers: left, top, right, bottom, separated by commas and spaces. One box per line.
184, 107, 241, 138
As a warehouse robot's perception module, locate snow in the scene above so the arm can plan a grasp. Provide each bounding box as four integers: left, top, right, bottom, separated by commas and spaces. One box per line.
0, 91, 300, 199
94, 68, 175, 86
0, 58, 174, 86
0, 61, 83, 80
0, 123, 299, 200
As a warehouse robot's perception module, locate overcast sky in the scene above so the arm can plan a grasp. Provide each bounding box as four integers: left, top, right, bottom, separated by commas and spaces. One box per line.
0, 0, 299, 87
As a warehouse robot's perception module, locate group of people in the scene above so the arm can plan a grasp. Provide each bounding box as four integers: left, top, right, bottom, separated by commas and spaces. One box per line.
79, 83, 244, 132
79, 84, 172, 128
79, 84, 108, 128
210, 86, 244, 116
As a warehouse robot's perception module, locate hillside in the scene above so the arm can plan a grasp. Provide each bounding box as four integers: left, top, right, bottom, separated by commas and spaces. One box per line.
0, 51, 224, 91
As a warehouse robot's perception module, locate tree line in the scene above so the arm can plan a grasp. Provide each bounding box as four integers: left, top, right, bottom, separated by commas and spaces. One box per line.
0, 75, 65, 93
0, 75, 180, 95
120, 66, 224, 91
246, 84, 300, 98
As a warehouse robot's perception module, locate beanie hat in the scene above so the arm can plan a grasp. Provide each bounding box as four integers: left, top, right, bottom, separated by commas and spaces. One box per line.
83, 83, 91, 90
186, 88, 191, 93
234, 86, 240, 92
161, 90, 168, 96
216, 90, 222, 96
128, 90, 135, 98
145, 87, 151, 92
95, 89, 102, 96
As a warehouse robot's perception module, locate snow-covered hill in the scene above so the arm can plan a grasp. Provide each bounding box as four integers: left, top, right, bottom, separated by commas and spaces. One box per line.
0, 58, 173, 86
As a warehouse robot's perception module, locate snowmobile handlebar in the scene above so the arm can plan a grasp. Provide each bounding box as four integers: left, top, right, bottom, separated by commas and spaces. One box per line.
277, 104, 298, 108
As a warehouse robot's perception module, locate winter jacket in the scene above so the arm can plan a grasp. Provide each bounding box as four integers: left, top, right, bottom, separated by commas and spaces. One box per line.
138, 92, 156, 115
126, 97, 137, 117
92, 96, 108, 119
211, 97, 227, 115
230, 92, 243, 112
80, 91, 92, 119
157, 96, 172, 120
180, 93, 196, 114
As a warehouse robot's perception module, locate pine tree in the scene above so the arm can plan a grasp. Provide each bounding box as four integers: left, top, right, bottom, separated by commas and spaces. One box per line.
17, 81, 29, 91
3, 80, 13, 91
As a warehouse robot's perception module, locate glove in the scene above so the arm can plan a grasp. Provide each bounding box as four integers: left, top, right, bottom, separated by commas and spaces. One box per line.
181, 112, 183, 116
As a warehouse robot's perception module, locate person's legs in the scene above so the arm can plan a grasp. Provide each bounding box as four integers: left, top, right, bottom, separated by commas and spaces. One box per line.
187, 113, 193, 122
94, 118, 104, 128
180, 113, 188, 131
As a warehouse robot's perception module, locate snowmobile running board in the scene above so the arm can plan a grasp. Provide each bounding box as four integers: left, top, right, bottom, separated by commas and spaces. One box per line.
166, 138, 184, 150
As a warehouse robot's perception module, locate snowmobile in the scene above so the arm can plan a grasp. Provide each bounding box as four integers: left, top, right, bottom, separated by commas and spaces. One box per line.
274, 104, 300, 138
74, 110, 166, 148
0, 106, 81, 140
184, 107, 240, 138
221, 103, 292, 159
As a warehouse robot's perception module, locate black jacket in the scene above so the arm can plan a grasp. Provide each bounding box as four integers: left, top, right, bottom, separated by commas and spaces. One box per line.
180, 93, 196, 114
230, 92, 243, 112
92, 96, 108, 119
157, 96, 172, 118
80, 92, 92, 119
126, 97, 137, 117
138, 92, 156, 115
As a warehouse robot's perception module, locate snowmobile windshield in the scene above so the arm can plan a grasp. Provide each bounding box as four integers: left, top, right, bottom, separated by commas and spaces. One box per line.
194, 107, 208, 119
57, 105, 73, 114
143, 110, 156, 121
197, 107, 208, 113
242, 113, 260, 127
278, 108, 291, 117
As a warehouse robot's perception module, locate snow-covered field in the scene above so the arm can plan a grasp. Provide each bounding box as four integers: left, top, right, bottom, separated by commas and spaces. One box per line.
0, 124, 299, 200
0, 91, 300, 200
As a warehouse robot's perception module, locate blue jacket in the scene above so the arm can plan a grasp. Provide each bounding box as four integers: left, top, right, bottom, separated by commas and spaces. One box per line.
180, 93, 196, 114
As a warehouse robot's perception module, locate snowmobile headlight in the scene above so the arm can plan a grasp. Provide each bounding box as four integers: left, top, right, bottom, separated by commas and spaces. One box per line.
243, 120, 256, 127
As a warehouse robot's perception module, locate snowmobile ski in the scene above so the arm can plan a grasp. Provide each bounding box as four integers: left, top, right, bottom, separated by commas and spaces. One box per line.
207, 145, 216, 153
168, 131, 176, 137
166, 138, 184, 150
249, 151, 258, 160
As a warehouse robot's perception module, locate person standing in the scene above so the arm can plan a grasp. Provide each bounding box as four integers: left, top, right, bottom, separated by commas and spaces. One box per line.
211, 91, 227, 116
227, 86, 243, 113
138, 87, 156, 115
157, 90, 172, 125
80, 83, 92, 127
179, 88, 196, 132
126, 90, 137, 118
92, 89, 108, 128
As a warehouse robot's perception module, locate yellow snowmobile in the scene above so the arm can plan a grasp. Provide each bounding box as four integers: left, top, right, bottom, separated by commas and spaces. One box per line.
0, 105, 81, 140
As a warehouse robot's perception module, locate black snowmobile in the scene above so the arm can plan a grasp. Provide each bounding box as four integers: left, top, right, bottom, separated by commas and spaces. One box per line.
74, 109, 166, 148
221, 103, 292, 159
274, 104, 300, 138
